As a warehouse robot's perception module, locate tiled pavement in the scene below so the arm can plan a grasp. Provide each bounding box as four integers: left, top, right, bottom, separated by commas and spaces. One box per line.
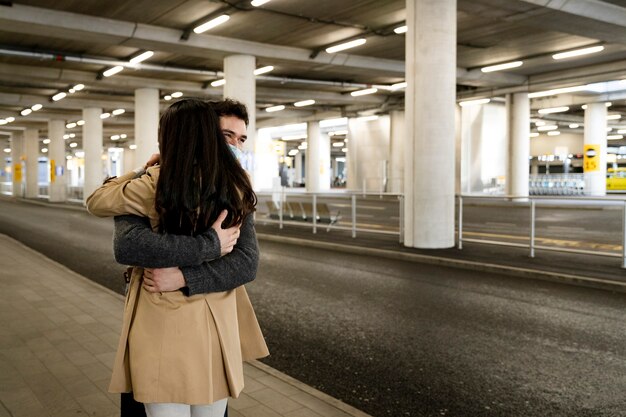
0, 233, 370, 417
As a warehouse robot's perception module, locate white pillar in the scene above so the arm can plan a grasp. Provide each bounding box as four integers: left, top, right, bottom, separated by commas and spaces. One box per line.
583, 102, 607, 196
11, 131, 24, 198
224, 55, 257, 179
507, 92, 530, 198
346, 118, 358, 190
83, 107, 103, 203
455, 104, 462, 195
135, 88, 160, 165
404, 0, 456, 248
294, 151, 303, 185
389, 110, 405, 193
123, 148, 136, 174
24, 128, 39, 199
305, 121, 331, 192
48, 119, 66, 202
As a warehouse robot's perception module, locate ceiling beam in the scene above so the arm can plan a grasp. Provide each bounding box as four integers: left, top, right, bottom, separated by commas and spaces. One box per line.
0, 3, 526, 87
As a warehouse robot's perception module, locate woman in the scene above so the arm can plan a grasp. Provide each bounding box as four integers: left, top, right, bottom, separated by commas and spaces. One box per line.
86, 99, 266, 416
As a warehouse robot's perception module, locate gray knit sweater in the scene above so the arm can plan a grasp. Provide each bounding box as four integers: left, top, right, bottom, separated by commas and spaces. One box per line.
113, 214, 259, 296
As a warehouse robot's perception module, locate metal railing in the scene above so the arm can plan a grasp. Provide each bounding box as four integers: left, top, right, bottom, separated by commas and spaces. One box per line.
457, 194, 626, 269
255, 188, 403, 240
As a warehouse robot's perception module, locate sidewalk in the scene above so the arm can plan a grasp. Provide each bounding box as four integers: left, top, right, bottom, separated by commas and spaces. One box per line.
0, 233, 370, 417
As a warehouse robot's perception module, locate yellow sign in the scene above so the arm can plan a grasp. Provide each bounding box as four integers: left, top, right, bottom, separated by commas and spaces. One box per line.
50, 159, 56, 183
583, 144, 600, 172
13, 163, 22, 182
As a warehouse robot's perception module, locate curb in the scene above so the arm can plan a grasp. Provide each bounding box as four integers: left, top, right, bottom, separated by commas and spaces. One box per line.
0, 195, 86, 212
248, 360, 372, 417
257, 233, 626, 294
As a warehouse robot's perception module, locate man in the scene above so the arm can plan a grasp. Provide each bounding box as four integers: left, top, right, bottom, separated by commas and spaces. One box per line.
118, 98, 253, 417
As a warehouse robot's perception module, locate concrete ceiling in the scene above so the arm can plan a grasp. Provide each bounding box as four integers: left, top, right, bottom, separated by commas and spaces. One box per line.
0, 0, 625, 149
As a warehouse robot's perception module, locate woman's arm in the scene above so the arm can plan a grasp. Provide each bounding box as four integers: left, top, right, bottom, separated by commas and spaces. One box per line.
85, 167, 157, 218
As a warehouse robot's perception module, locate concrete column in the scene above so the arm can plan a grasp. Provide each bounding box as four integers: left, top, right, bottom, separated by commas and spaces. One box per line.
404, 0, 456, 248
455, 104, 462, 195
294, 151, 303, 184
389, 110, 405, 193
83, 107, 103, 202
507, 92, 530, 198
135, 88, 160, 165
123, 148, 136, 173
224, 55, 257, 179
583, 102, 607, 196
305, 121, 331, 192
24, 128, 39, 199
346, 119, 358, 190
11, 131, 24, 197
48, 119, 66, 202
347, 116, 390, 192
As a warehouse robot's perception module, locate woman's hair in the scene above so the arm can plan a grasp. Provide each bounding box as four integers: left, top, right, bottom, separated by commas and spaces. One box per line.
155, 98, 256, 235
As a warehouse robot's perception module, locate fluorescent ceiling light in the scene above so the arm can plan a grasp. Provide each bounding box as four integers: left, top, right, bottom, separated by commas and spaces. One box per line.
129, 51, 154, 64
294, 100, 315, 107
31, 104, 42, 111
211, 79, 226, 87
607, 114, 622, 120
75, 151, 84, 158
43, 139, 51, 144
194, 15, 230, 34
569, 123, 580, 128
288, 150, 299, 156
254, 66, 274, 75
351, 88, 377, 97
528, 85, 587, 98
298, 143, 308, 150
171, 92, 183, 98
547, 131, 561, 136
332, 142, 345, 147
537, 125, 558, 131
535, 120, 546, 126
164, 95, 172, 101
607, 127, 613, 132
5, 117, 14, 123
121, 134, 127, 139
394, 25, 407, 34
66, 155, 72, 160
607, 135, 624, 140
103, 66, 124, 77
21, 109, 32, 116
329, 130, 348, 136
552, 45, 604, 60
617, 129, 626, 134
529, 132, 539, 137
69, 133, 75, 138
69, 142, 77, 148
459, 98, 490, 107
281, 134, 307, 141
357, 115, 379, 122
63, 134, 70, 139
100, 113, 111, 119
266, 105, 285, 113
41, 148, 48, 153
390, 81, 407, 90
341, 148, 348, 153
111, 135, 120, 140
112, 109, 125, 116
320, 117, 347, 128
326, 38, 366, 54
129, 144, 137, 150
0, 120, 6, 125
66, 122, 77, 129
69, 89, 75, 94
538, 106, 569, 114
582, 102, 612, 109
481, 61, 523, 73
77, 120, 84, 126
73, 84, 85, 91
3, 148, 10, 153
52, 92, 67, 101
251, 0, 271, 5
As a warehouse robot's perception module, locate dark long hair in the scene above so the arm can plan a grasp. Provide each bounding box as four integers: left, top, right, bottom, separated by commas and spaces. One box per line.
155, 99, 256, 235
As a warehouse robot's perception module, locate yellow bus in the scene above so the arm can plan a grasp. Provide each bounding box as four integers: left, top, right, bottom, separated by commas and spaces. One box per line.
607, 167, 626, 191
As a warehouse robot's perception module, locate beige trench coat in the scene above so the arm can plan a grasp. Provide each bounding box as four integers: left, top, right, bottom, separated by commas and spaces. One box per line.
86, 167, 269, 404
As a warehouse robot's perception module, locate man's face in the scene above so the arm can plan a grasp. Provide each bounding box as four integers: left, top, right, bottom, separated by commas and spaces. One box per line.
220, 115, 247, 151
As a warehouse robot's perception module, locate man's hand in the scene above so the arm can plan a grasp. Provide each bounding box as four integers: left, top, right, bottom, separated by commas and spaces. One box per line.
144, 153, 160, 169
212, 210, 240, 256
143, 267, 186, 292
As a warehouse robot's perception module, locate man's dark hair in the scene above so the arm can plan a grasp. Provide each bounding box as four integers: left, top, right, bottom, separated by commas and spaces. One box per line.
211, 98, 249, 126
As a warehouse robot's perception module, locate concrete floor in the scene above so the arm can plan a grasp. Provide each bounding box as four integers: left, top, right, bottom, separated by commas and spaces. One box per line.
1, 197, 625, 417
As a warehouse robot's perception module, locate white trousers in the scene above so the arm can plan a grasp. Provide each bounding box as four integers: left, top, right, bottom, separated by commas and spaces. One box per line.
144, 399, 228, 417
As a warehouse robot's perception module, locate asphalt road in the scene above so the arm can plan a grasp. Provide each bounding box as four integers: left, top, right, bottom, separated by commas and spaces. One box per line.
1, 197, 625, 417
